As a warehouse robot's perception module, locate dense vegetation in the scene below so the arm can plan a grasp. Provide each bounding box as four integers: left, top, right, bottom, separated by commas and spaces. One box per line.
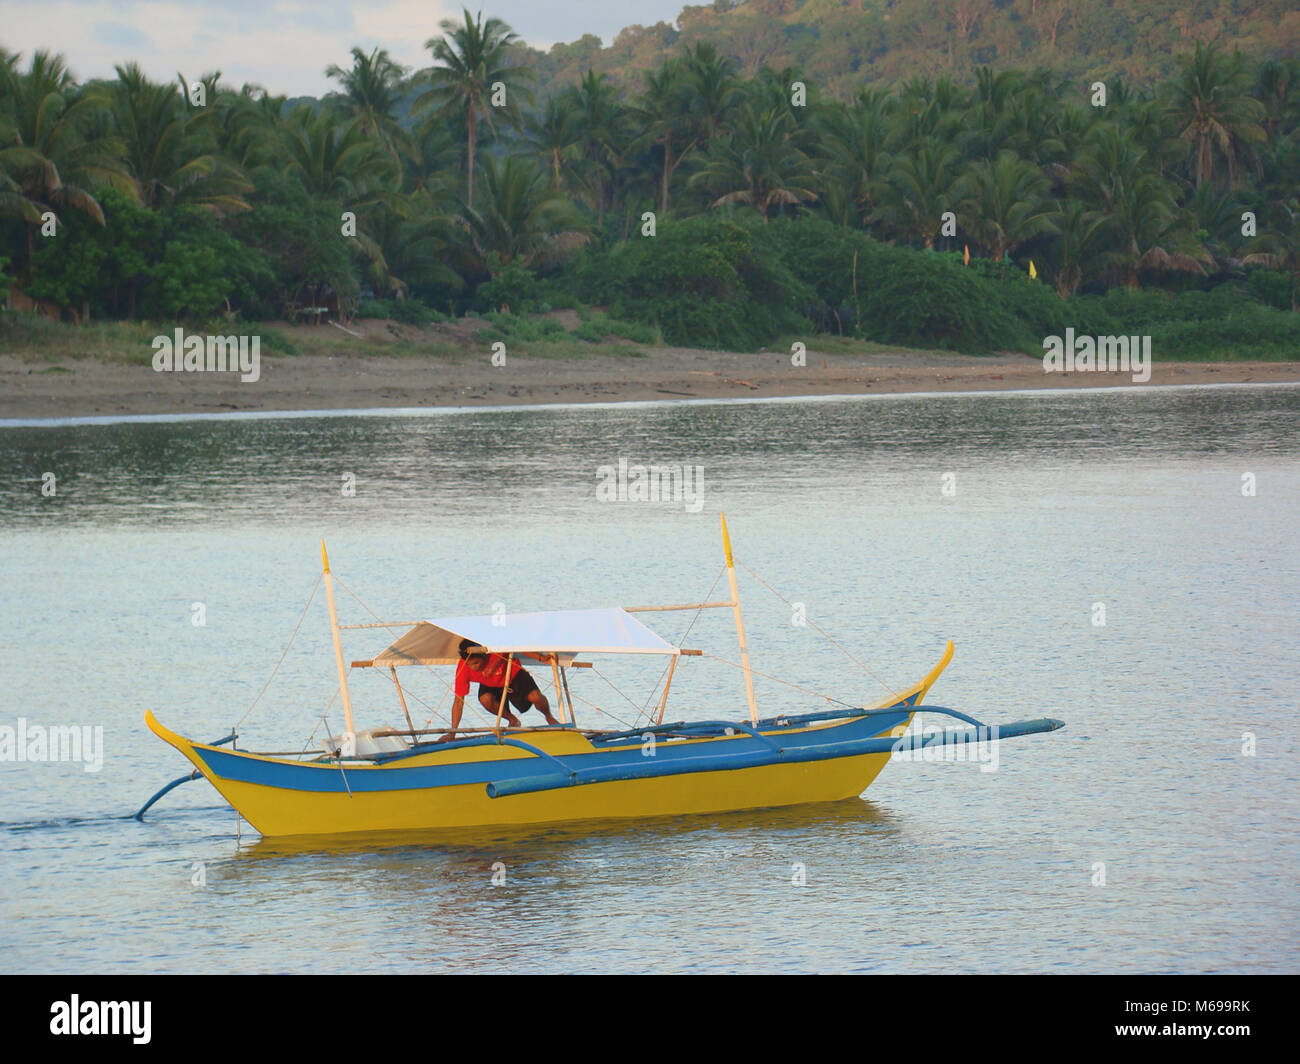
531, 0, 1300, 96
2, 6, 1299, 357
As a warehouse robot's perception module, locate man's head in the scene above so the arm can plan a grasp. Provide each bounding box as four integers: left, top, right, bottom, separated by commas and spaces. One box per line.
458, 638, 488, 666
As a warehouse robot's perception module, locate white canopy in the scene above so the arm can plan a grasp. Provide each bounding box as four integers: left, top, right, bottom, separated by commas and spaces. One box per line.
365, 607, 680, 668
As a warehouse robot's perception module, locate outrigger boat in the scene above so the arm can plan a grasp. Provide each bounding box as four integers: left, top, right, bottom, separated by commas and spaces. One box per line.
143, 517, 1064, 837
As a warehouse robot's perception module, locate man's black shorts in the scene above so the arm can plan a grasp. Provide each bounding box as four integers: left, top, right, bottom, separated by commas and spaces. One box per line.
478, 668, 541, 713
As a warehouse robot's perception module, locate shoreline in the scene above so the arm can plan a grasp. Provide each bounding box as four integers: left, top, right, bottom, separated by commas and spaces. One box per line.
3, 380, 1298, 429
2, 347, 1298, 422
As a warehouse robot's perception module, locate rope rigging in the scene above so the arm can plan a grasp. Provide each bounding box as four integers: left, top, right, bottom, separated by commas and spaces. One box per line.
234, 573, 322, 729
628, 564, 727, 729
736, 557, 898, 697
233, 552, 895, 750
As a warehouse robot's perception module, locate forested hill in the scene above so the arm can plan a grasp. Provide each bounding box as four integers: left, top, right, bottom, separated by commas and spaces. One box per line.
524, 0, 1300, 93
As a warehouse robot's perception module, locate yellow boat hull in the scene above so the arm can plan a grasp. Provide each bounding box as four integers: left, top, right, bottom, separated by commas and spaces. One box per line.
145, 641, 954, 838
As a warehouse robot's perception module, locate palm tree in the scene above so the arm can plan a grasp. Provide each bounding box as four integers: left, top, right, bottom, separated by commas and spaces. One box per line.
815, 87, 892, 230
1042, 198, 1107, 297
524, 93, 582, 190
404, 113, 462, 198
413, 9, 533, 209
273, 104, 395, 293
689, 102, 818, 222
461, 154, 589, 272
324, 46, 409, 176
1115, 96, 1182, 180
216, 84, 288, 172
1077, 126, 1206, 287
0, 118, 43, 225
958, 150, 1053, 261
630, 59, 695, 215
1187, 181, 1247, 267
965, 67, 1025, 162
0, 53, 42, 225
1254, 57, 1300, 138
1242, 196, 1300, 310
1054, 102, 1103, 175
881, 141, 963, 249
569, 70, 631, 228
681, 42, 741, 150
363, 192, 464, 298
1163, 41, 1266, 189
109, 64, 250, 212
276, 107, 401, 305
278, 104, 395, 209
2, 51, 132, 278
891, 74, 966, 150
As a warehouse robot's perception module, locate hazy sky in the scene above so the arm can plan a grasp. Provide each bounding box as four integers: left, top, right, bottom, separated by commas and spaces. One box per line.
2, 1, 690, 95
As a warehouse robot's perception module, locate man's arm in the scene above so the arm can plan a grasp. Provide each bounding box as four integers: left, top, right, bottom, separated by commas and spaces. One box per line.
446, 660, 468, 738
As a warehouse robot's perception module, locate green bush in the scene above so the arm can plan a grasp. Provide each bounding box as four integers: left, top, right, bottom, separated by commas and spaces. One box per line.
569, 313, 658, 344
253, 326, 299, 356
1244, 267, 1296, 312
475, 260, 544, 314
567, 216, 811, 349
478, 311, 568, 344
357, 297, 444, 325
1067, 283, 1300, 358
230, 172, 361, 319
23, 188, 273, 323
762, 218, 1067, 352
858, 251, 1031, 352
140, 207, 273, 321
25, 188, 159, 318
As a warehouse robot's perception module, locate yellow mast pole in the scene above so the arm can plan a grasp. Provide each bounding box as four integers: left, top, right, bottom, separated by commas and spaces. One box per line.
721, 513, 758, 725
321, 540, 355, 737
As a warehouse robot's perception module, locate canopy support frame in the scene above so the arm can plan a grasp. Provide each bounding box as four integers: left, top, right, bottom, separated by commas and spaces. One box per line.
550, 657, 569, 724
494, 653, 515, 732
655, 655, 679, 726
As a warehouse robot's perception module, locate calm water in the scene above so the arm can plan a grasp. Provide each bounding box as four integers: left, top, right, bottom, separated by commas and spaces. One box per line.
1, 386, 1297, 973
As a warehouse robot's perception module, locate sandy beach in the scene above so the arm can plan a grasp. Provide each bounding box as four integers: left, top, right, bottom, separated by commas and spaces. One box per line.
2, 344, 1298, 420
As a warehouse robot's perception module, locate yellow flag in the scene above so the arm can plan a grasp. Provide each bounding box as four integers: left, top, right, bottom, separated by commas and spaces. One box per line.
1028, 260, 1037, 279
963, 244, 970, 266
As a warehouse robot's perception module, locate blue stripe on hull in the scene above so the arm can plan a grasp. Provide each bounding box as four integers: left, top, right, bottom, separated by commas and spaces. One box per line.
193, 711, 912, 795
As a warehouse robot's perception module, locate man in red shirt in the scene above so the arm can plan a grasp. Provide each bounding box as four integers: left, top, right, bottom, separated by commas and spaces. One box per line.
448, 638, 561, 735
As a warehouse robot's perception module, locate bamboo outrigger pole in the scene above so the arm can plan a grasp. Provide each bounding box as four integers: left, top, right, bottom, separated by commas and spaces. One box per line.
721, 513, 758, 725
321, 540, 355, 737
